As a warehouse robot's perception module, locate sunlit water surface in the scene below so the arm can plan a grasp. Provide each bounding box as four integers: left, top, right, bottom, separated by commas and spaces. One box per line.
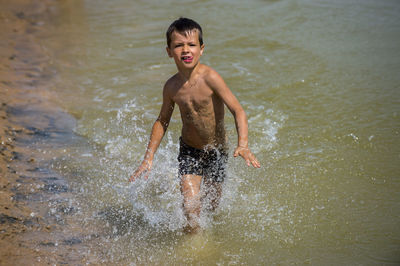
37, 0, 400, 264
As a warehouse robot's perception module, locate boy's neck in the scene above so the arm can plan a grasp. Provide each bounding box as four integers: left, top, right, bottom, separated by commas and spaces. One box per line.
178, 63, 201, 81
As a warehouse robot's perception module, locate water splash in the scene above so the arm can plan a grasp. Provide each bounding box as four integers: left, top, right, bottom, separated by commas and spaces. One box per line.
248, 106, 287, 153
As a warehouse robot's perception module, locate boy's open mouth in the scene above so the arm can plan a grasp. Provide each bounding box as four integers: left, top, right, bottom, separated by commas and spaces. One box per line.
182, 56, 193, 63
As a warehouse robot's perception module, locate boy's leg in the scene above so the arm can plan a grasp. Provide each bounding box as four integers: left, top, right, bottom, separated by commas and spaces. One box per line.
202, 149, 227, 211
202, 179, 223, 211
180, 174, 202, 233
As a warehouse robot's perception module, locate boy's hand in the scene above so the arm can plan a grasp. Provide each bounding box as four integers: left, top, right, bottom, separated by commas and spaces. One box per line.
129, 160, 153, 182
233, 146, 260, 168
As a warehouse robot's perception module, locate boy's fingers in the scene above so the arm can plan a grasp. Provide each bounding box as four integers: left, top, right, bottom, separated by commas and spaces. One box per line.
245, 152, 260, 168
249, 153, 259, 168
129, 172, 139, 182
250, 154, 259, 167
129, 173, 139, 182
129, 166, 149, 182
129, 169, 142, 182
252, 159, 260, 168
234, 148, 260, 168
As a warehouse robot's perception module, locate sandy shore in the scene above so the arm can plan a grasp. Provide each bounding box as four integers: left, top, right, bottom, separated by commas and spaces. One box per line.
0, 0, 100, 264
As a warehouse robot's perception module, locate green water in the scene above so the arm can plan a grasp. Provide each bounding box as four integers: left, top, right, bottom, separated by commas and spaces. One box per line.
39, 0, 400, 264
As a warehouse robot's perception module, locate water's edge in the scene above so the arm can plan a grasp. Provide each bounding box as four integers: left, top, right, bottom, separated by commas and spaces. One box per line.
0, 0, 100, 263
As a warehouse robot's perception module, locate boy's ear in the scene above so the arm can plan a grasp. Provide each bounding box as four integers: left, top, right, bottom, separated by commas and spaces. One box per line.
200, 44, 205, 55
166, 46, 173, 58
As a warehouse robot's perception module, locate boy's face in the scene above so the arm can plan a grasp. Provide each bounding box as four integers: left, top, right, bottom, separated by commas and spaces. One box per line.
166, 30, 204, 71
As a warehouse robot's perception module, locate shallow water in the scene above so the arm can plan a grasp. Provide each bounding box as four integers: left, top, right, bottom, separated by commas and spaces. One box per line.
33, 0, 400, 264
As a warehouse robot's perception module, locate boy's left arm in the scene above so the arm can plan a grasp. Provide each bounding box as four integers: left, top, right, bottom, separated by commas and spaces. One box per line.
206, 70, 260, 168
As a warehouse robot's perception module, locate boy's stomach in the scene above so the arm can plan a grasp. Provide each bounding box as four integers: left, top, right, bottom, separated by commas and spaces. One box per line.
181, 123, 226, 150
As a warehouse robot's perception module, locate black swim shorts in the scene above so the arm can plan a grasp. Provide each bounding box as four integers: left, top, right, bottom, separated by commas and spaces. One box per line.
178, 137, 228, 183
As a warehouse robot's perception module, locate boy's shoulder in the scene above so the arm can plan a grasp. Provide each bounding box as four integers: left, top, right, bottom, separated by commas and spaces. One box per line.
198, 63, 217, 77
197, 64, 224, 86
164, 73, 181, 92
199, 64, 226, 88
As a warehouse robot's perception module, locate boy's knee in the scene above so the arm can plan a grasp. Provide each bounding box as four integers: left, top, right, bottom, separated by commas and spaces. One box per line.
183, 195, 201, 210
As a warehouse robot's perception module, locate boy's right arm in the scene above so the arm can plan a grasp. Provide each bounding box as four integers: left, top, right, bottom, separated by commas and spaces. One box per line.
129, 85, 175, 182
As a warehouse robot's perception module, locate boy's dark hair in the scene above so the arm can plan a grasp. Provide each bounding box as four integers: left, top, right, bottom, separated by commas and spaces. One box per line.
166, 17, 203, 48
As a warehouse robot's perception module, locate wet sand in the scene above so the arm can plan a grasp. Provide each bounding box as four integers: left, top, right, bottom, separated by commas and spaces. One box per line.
0, 0, 100, 264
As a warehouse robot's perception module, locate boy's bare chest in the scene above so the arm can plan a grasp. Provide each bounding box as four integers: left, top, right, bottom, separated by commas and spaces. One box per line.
172, 84, 214, 112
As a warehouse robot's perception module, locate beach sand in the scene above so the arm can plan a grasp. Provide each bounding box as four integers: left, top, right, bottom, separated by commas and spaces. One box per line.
0, 0, 99, 264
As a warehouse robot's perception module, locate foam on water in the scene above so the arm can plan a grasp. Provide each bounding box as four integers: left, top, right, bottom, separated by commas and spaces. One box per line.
247, 106, 287, 153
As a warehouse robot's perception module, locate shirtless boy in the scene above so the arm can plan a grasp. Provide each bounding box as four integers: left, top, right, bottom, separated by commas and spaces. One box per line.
129, 17, 260, 233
